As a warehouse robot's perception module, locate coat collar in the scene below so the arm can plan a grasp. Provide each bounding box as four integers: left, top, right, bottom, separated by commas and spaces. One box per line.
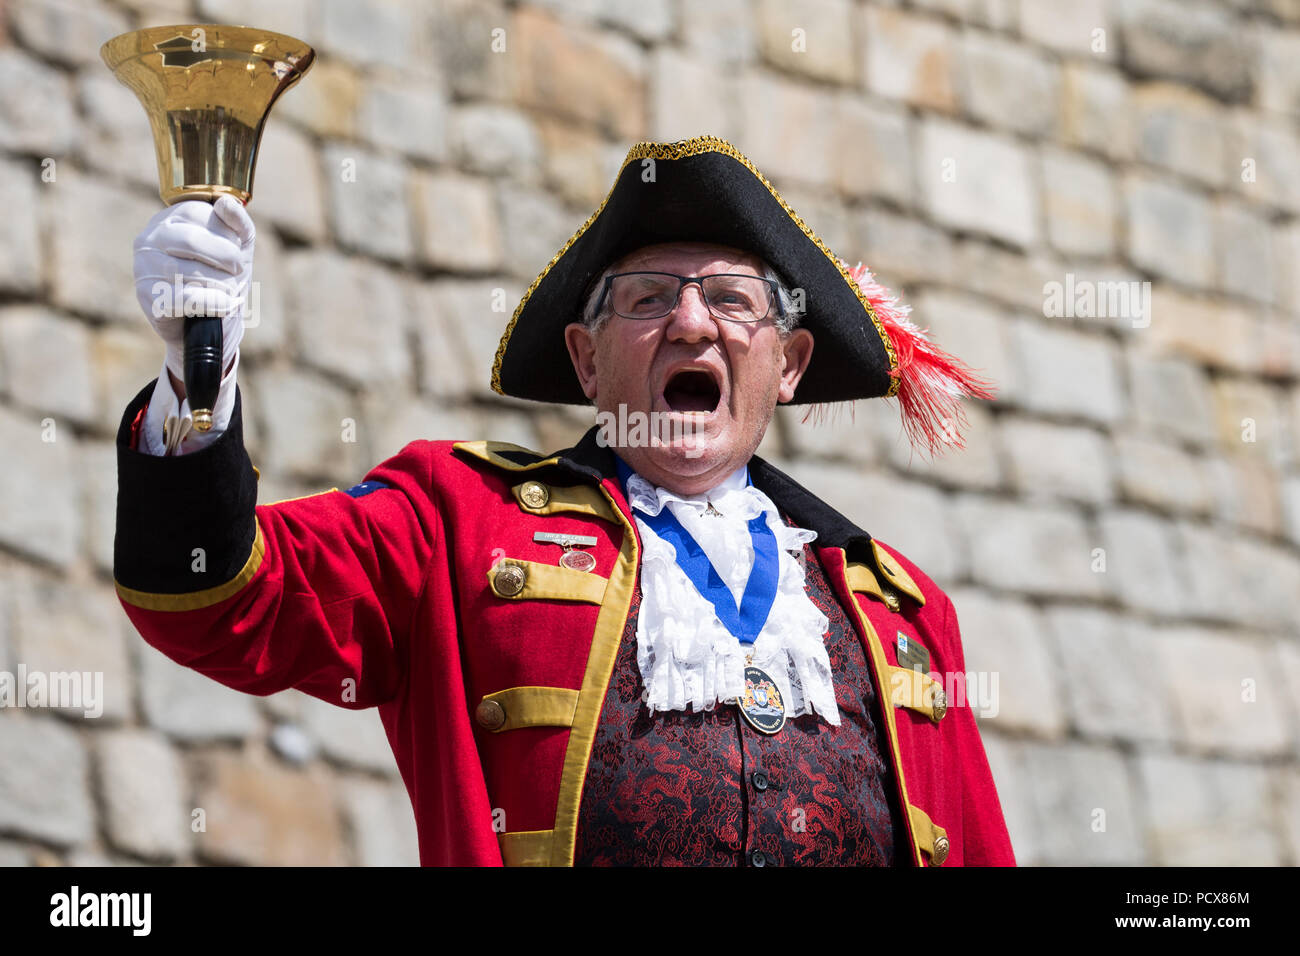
494, 424, 879, 564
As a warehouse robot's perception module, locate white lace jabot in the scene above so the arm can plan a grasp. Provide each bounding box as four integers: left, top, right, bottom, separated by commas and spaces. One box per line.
623, 460, 840, 726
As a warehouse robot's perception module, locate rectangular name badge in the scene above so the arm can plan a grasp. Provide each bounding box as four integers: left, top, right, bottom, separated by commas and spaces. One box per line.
533, 531, 598, 548
896, 631, 930, 672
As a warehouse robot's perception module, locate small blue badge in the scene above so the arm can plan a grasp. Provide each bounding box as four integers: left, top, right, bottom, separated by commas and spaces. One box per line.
343, 480, 388, 498
897, 633, 909, 656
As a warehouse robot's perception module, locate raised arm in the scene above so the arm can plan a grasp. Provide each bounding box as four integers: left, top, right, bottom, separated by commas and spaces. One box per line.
116, 196, 442, 708
114, 380, 443, 707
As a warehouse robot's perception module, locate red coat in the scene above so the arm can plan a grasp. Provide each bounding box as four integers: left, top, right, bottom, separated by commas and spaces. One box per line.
114, 383, 1016, 867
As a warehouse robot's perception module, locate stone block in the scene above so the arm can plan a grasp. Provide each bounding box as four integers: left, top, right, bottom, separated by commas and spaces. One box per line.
833, 96, 913, 207
782, 462, 964, 582
1020, 740, 1144, 864
251, 367, 368, 481
1111, 431, 1213, 515
250, 122, 327, 244
1125, 353, 1217, 446
679, 0, 757, 65
920, 118, 1040, 248
46, 175, 158, 326
1046, 608, 1177, 744
0, 714, 94, 846
1040, 147, 1116, 258
1019, 0, 1112, 57
323, 145, 414, 264
1096, 508, 1189, 615
507, 6, 647, 139
97, 729, 190, 860
1133, 82, 1227, 188
1154, 625, 1291, 757
999, 416, 1114, 504
0, 307, 96, 428
0, 49, 78, 154
1136, 754, 1280, 864
955, 496, 1105, 597
1125, 174, 1215, 289
192, 748, 346, 865
1011, 320, 1125, 424
450, 104, 542, 179
737, 72, 838, 190
861, 7, 960, 112
413, 171, 504, 272
136, 639, 261, 742
282, 249, 412, 389
297, 693, 399, 774
960, 32, 1060, 136
1060, 63, 1133, 161
1117, 0, 1253, 103
755, 0, 857, 84
360, 78, 449, 164
1215, 200, 1273, 305
948, 588, 1065, 738
0, 408, 78, 567
340, 775, 420, 866
0, 158, 41, 295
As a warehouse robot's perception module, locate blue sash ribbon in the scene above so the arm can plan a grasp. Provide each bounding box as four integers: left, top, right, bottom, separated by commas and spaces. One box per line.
616, 457, 778, 645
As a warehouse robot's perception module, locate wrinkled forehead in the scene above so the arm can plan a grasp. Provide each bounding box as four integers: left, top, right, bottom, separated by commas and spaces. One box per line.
609, 241, 765, 276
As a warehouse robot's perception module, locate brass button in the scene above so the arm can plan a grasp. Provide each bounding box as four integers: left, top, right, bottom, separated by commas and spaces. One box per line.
493, 563, 527, 597
881, 588, 900, 613
475, 698, 506, 731
930, 687, 947, 724
930, 834, 949, 866
519, 480, 549, 509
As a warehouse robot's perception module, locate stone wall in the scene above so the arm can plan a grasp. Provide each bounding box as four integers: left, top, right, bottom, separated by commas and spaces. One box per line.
0, 0, 1297, 866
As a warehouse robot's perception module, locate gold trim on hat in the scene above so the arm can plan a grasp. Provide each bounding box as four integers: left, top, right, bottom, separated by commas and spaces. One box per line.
489, 134, 900, 401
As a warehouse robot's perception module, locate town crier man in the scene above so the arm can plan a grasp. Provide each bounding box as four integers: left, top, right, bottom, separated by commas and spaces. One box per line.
115, 135, 1015, 866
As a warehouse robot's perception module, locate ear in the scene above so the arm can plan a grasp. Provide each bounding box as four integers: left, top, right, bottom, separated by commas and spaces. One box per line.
564, 322, 600, 401
776, 328, 814, 403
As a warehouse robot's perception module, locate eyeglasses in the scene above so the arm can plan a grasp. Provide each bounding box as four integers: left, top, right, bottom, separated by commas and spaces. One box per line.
593, 271, 785, 323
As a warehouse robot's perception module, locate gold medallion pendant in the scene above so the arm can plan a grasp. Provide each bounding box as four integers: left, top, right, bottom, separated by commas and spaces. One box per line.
738, 664, 786, 735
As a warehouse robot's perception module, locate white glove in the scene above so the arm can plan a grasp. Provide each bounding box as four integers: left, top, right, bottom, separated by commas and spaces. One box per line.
133, 195, 255, 385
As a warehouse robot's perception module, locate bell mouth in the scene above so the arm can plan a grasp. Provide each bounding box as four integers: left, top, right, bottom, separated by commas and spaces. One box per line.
100, 24, 315, 205
663, 369, 721, 414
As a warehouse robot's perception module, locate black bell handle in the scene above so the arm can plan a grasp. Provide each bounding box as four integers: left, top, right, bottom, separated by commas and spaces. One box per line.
182, 314, 222, 432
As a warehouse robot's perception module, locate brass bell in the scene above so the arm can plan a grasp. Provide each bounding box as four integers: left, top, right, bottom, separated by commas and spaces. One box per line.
101, 24, 314, 206
101, 24, 314, 431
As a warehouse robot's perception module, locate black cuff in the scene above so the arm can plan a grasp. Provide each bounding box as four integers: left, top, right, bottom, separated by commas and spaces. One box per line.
113, 379, 259, 594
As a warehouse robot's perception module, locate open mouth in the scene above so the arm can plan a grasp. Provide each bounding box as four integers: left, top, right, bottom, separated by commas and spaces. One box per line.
663, 369, 722, 414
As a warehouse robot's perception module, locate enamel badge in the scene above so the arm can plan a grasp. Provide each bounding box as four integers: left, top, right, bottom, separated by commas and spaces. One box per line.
739, 665, 786, 735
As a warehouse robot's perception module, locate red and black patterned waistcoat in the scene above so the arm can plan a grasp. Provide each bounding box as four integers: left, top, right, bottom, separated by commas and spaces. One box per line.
574, 519, 908, 866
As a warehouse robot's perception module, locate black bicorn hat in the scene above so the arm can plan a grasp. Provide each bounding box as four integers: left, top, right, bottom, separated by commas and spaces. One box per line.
491, 135, 994, 453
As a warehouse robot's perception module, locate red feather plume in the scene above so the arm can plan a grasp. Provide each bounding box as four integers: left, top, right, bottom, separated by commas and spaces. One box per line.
801, 261, 998, 456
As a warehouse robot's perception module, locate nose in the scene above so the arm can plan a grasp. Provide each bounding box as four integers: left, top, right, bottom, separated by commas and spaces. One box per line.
663, 281, 718, 343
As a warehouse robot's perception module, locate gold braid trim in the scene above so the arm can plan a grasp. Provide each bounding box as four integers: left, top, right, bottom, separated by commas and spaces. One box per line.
489, 134, 900, 400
